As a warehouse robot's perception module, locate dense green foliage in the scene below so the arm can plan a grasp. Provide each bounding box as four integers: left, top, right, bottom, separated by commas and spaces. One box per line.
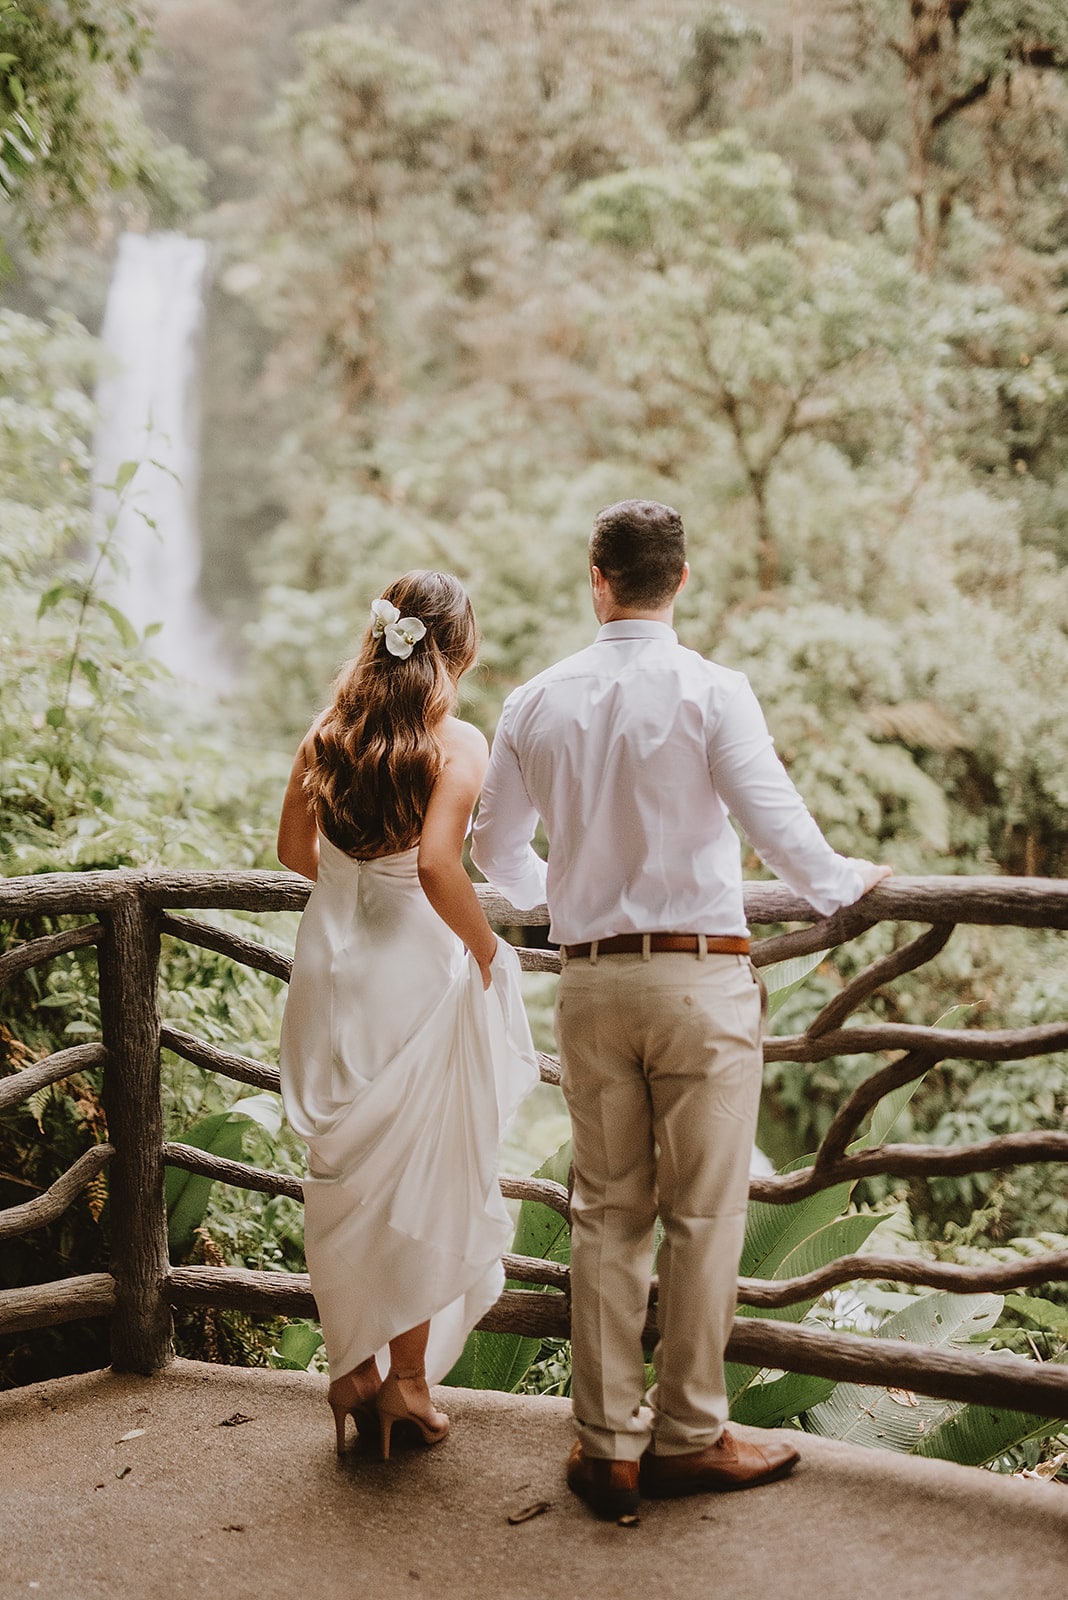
204, 0, 1068, 1243
0, 0, 201, 251
0, 2, 1065, 1449
222, 2, 1068, 874
0, 296, 296, 1383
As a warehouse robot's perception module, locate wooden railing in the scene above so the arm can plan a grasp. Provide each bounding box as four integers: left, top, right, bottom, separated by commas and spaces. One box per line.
2, 869, 1067, 1418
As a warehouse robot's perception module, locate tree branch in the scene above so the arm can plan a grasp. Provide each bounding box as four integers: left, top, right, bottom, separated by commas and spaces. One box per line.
932, 74, 992, 130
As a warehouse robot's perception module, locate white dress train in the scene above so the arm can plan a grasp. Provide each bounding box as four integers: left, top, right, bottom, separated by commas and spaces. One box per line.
279, 833, 538, 1383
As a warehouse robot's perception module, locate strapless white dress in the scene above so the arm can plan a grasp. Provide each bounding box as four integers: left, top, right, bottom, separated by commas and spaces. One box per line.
279, 833, 538, 1382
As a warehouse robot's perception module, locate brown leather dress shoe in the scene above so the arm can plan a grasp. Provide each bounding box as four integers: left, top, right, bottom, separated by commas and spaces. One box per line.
640, 1428, 800, 1497
566, 1441, 641, 1520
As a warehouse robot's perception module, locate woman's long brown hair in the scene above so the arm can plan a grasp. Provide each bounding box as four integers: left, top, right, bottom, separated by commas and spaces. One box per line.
304, 571, 479, 857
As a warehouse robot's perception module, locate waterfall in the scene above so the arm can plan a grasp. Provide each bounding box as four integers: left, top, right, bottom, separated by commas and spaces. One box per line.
92, 231, 230, 687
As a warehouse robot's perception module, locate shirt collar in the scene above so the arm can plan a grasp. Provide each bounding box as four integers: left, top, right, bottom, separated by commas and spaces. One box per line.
595, 620, 677, 643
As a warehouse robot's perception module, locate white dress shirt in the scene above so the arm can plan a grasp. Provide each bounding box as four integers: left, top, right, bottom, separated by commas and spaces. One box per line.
472, 620, 867, 945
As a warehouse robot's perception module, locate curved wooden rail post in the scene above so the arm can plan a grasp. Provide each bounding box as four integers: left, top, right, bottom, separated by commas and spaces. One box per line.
98, 883, 172, 1374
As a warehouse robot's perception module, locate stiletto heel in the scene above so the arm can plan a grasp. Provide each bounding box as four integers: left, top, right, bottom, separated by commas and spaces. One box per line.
330, 1395, 347, 1455
376, 1369, 449, 1460
327, 1359, 381, 1455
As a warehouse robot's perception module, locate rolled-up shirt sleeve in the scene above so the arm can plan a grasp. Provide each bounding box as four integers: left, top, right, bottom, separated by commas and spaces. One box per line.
708, 678, 866, 917
471, 705, 549, 912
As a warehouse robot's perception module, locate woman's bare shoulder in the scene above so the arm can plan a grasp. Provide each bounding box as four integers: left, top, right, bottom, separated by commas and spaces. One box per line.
441, 715, 489, 761
295, 707, 330, 759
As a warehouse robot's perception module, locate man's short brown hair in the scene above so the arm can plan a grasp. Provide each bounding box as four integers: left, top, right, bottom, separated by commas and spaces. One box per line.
589, 500, 686, 608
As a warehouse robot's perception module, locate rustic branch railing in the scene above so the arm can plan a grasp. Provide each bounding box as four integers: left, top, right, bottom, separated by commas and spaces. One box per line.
1, 869, 1067, 1419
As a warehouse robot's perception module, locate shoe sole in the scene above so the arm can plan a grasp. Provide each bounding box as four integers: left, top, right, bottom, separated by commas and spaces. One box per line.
640, 1457, 798, 1498
567, 1478, 641, 1520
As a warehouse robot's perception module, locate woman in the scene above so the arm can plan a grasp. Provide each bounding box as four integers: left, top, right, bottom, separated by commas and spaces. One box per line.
277, 570, 537, 1459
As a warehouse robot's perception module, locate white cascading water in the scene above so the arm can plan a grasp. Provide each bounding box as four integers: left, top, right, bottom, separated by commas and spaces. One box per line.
93, 231, 230, 687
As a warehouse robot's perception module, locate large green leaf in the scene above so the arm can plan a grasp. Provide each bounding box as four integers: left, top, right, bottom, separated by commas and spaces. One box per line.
270, 1320, 324, 1371
442, 1327, 542, 1391
165, 1111, 248, 1255
876, 1290, 1004, 1348
510, 1137, 572, 1282
731, 1367, 836, 1428
229, 1091, 284, 1138
738, 1156, 853, 1281
866, 1075, 925, 1147
444, 1139, 572, 1392
728, 1211, 886, 1403
761, 949, 829, 1019
528, 1137, 573, 1189
1004, 1294, 1068, 1336
764, 1212, 887, 1322
730, 1156, 861, 1398
165, 1092, 284, 1255
802, 1292, 1004, 1451
911, 1394, 1056, 1466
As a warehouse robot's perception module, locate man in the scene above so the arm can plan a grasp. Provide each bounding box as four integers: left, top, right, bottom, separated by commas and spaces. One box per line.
472, 500, 890, 1520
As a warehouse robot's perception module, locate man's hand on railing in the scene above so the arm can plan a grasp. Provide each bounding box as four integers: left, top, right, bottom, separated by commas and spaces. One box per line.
853, 861, 893, 895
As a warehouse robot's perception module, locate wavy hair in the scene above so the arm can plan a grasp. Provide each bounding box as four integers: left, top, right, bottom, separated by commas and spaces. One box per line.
304, 571, 479, 857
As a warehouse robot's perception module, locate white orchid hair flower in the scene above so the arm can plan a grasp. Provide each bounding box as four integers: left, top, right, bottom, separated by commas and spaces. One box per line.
370, 597, 400, 637
384, 616, 427, 659
370, 597, 427, 659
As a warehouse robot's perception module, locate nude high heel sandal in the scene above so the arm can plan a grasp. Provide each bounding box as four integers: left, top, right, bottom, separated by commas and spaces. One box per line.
376, 1370, 450, 1461
328, 1361, 381, 1455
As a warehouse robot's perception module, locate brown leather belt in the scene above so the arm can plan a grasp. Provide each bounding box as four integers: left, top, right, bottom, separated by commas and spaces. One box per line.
560, 933, 750, 959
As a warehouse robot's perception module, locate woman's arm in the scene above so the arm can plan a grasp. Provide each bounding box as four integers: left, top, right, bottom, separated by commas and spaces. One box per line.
418, 719, 497, 987
277, 732, 320, 881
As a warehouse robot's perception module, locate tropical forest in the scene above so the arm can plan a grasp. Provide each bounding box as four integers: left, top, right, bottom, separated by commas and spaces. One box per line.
1, 0, 1066, 1478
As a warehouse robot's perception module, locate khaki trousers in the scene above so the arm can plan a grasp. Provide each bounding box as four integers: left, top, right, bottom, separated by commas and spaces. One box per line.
555, 950, 764, 1461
